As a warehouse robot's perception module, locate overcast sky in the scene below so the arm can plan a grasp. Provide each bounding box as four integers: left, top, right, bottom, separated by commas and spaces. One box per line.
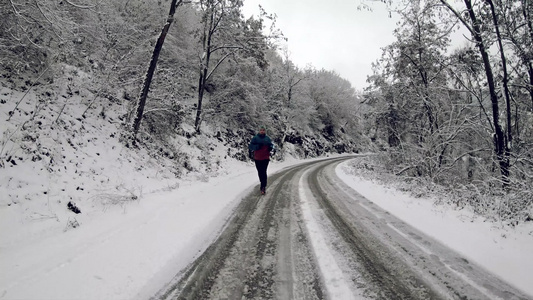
241, 0, 400, 90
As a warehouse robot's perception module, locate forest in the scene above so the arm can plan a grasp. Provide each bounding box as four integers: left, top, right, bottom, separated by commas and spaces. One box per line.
363, 0, 533, 224
1, 0, 532, 224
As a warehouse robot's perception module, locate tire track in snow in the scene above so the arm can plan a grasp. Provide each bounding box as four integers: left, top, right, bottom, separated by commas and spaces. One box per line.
298, 168, 362, 299
153, 156, 529, 300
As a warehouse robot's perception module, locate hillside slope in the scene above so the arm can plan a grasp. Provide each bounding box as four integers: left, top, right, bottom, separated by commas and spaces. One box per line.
0, 68, 255, 246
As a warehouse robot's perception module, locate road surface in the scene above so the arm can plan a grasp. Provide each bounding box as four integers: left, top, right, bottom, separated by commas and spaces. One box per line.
152, 156, 529, 300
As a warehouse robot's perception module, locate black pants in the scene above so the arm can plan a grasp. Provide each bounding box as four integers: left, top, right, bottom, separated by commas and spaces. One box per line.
254, 159, 269, 190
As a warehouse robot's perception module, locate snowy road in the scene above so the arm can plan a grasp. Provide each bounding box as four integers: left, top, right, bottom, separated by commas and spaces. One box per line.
153, 156, 529, 300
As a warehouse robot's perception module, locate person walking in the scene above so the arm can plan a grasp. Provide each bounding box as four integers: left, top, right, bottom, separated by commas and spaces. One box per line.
248, 125, 275, 195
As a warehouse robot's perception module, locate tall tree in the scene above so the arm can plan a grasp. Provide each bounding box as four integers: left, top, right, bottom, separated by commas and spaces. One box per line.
393, 1, 451, 135
440, 0, 511, 185
486, 0, 513, 178
273, 48, 310, 146
368, 0, 454, 178
308, 70, 357, 138
132, 0, 185, 138
518, 0, 533, 109
500, 0, 533, 110
193, 0, 276, 132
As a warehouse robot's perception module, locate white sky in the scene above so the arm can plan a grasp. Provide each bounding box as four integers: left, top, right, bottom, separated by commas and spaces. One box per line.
242, 0, 399, 90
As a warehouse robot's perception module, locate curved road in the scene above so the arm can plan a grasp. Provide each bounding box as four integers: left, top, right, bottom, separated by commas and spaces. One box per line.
152, 156, 529, 300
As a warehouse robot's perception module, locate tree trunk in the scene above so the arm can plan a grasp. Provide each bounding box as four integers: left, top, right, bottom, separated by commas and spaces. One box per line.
463, 0, 509, 184
527, 62, 533, 114
487, 0, 512, 185
521, 0, 533, 110
132, 0, 182, 137
195, 66, 209, 132
194, 5, 215, 133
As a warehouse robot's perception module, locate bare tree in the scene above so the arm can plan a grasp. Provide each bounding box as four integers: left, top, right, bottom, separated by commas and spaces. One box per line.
440, 0, 511, 185
131, 0, 185, 138
193, 0, 278, 133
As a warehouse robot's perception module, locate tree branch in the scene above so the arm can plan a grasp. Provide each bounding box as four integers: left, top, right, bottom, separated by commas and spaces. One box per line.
205, 51, 235, 81
439, 0, 474, 35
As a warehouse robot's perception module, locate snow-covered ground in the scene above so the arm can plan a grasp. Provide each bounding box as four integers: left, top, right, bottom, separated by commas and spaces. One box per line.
1, 81, 533, 299
1, 157, 532, 299
336, 165, 533, 299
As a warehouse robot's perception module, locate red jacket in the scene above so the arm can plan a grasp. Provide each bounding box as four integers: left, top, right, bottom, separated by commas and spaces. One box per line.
254, 145, 270, 161
249, 133, 273, 161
